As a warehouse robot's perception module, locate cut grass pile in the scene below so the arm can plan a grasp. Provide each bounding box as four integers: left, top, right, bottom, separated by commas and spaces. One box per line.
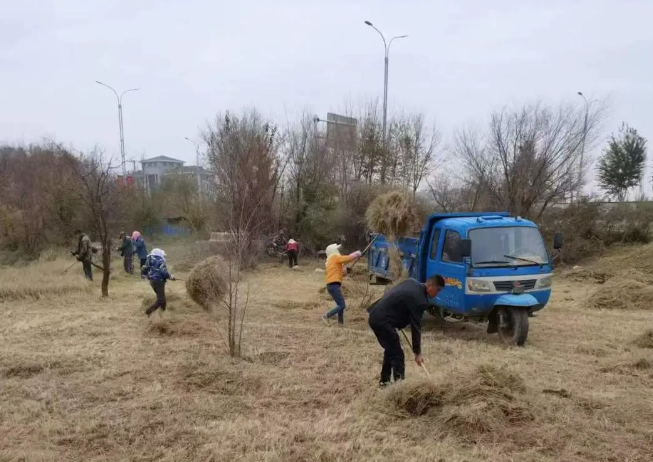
0, 261, 91, 301
587, 270, 653, 310
378, 365, 532, 440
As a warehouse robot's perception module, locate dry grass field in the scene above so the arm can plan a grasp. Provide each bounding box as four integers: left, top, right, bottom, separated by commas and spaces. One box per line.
1, 244, 653, 461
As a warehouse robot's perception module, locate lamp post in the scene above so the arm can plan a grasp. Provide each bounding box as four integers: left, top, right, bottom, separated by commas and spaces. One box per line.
364, 20, 407, 147
184, 137, 203, 205
577, 91, 589, 201
95, 80, 140, 178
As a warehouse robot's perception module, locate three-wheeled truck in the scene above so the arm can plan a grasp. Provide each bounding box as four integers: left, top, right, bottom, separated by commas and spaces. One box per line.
368, 212, 562, 346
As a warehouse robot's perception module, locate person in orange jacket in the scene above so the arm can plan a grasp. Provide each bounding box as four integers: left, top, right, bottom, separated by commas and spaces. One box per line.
321, 243, 362, 325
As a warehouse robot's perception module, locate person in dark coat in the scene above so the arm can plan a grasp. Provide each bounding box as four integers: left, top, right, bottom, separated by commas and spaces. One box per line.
131, 231, 148, 277
71, 230, 93, 281
142, 248, 175, 316
367, 275, 445, 387
117, 232, 134, 274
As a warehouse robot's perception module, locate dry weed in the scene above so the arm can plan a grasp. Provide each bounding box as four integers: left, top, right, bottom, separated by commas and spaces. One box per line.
2, 243, 653, 461
632, 329, 653, 349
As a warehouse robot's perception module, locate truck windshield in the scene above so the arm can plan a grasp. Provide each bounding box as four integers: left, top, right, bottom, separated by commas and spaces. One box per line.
469, 227, 549, 267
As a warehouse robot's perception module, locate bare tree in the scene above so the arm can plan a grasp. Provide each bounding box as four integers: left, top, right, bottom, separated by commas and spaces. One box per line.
426, 175, 484, 213
66, 150, 121, 297
204, 109, 286, 265
392, 113, 440, 196
455, 102, 605, 219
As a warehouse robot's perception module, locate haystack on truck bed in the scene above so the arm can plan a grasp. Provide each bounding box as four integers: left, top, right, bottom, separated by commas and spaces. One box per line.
368, 212, 563, 346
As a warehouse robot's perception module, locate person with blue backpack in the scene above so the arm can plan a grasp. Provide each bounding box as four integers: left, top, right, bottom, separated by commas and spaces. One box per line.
142, 248, 176, 317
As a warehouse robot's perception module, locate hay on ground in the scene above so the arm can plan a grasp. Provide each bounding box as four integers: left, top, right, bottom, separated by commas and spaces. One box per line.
632, 330, 653, 349
587, 272, 653, 310
140, 293, 183, 311
380, 365, 532, 439
365, 191, 419, 237
186, 256, 229, 311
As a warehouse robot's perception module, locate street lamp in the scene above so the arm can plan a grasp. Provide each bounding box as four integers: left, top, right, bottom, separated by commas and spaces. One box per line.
95, 80, 140, 178
577, 91, 589, 200
185, 137, 203, 205
364, 20, 408, 148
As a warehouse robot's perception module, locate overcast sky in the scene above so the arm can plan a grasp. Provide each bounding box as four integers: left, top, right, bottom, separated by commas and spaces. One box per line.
1, 0, 652, 193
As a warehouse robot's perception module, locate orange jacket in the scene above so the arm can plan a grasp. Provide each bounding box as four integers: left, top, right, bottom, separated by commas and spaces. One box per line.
325, 254, 355, 284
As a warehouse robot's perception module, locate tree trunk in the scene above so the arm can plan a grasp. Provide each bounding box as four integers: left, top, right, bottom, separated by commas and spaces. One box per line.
101, 247, 111, 297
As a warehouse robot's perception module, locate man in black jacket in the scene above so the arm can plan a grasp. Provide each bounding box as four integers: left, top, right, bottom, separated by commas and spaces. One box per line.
368, 275, 445, 387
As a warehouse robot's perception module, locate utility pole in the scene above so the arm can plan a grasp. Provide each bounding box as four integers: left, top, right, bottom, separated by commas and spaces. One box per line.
185, 137, 203, 206
364, 21, 407, 148
577, 91, 590, 202
95, 80, 140, 179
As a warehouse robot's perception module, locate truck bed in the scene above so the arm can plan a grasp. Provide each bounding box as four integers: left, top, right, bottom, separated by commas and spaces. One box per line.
368, 234, 420, 281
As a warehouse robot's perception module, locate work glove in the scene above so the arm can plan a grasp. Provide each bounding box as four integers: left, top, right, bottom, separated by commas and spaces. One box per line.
170, 275, 176, 281
349, 250, 362, 259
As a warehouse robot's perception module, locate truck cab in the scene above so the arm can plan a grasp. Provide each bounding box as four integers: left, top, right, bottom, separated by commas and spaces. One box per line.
368, 212, 561, 346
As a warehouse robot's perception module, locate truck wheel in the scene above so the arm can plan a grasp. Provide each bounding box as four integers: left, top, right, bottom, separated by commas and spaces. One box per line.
497, 307, 529, 347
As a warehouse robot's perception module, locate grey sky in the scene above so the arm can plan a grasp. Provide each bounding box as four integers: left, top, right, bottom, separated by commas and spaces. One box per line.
1, 0, 652, 193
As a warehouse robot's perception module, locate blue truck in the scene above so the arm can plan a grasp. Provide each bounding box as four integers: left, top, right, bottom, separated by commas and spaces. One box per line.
367, 212, 562, 346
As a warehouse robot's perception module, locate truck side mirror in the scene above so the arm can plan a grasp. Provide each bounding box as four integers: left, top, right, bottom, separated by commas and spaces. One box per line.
459, 239, 472, 258
553, 232, 563, 250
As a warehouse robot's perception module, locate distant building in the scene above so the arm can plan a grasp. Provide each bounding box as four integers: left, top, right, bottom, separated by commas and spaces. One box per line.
129, 155, 214, 194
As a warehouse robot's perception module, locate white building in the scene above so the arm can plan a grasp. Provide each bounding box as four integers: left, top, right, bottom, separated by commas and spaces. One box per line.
130, 155, 213, 195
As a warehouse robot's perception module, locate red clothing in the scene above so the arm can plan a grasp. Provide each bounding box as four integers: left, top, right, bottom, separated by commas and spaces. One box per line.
286, 241, 299, 251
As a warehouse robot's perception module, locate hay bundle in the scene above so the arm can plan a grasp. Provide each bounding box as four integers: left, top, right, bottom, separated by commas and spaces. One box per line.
587, 273, 653, 310
186, 256, 229, 311
365, 191, 419, 237
365, 191, 418, 280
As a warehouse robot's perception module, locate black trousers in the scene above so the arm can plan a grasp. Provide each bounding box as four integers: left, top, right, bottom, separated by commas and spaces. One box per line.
287, 249, 298, 267
82, 259, 93, 281
123, 255, 133, 274
369, 319, 405, 384
146, 280, 167, 315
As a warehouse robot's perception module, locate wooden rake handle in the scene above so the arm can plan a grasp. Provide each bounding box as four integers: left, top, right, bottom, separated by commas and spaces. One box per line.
347, 234, 380, 273
400, 329, 430, 376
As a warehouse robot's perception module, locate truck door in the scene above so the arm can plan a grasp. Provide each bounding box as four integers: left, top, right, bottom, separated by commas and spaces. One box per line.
424, 226, 442, 282
435, 229, 466, 313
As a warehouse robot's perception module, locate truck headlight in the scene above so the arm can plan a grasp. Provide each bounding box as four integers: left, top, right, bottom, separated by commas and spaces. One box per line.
535, 275, 552, 289
467, 278, 493, 292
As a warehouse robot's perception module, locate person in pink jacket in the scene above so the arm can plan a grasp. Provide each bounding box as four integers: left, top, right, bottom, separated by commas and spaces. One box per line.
286, 238, 299, 268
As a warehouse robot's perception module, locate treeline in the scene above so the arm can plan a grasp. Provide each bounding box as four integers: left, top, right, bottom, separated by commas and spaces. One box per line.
1, 97, 651, 265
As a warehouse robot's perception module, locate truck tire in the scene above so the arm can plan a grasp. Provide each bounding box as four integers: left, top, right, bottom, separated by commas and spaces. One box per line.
497, 307, 529, 347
